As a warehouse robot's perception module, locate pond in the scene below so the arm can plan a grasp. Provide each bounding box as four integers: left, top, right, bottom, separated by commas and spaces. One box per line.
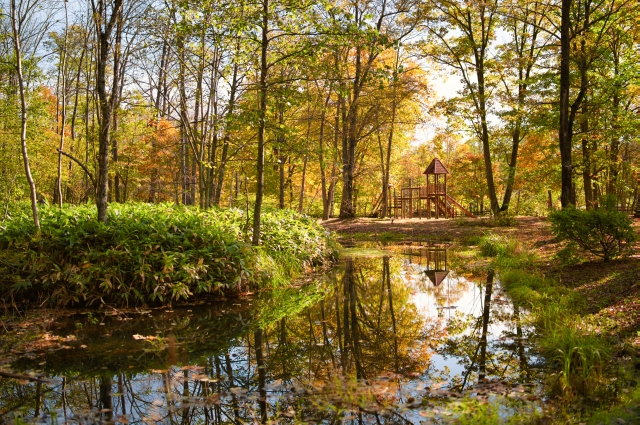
1, 242, 544, 424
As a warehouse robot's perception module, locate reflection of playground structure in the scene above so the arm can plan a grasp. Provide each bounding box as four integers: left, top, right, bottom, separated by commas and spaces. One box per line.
396, 242, 469, 314
395, 242, 449, 281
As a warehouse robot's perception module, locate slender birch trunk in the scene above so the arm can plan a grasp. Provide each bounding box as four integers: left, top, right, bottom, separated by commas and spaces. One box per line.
10, 0, 40, 229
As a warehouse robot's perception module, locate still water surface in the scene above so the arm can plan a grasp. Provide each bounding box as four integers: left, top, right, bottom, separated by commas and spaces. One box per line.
1, 242, 542, 424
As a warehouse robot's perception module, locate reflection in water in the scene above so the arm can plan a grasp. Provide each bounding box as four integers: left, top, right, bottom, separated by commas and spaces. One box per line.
1, 244, 541, 424
478, 270, 495, 382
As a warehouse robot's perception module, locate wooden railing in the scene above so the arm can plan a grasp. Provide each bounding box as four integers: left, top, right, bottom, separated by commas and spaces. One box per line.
419, 184, 446, 196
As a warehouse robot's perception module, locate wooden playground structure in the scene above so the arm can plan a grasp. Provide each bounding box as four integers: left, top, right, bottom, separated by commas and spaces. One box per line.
371, 158, 477, 219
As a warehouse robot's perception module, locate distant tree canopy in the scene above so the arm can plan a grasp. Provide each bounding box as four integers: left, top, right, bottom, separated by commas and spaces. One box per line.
0, 0, 637, 230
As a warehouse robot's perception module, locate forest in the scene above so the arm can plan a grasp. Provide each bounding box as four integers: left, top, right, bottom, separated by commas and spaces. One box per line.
0, 0, 637, 232
0, 0, 639, 423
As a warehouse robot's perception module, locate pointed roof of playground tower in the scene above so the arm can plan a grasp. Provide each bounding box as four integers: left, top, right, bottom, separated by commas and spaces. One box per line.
424, 270, 450, 287
423, 158, 449, 175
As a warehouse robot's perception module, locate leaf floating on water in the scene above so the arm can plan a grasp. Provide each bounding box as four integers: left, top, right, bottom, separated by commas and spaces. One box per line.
132, 334, 159, 341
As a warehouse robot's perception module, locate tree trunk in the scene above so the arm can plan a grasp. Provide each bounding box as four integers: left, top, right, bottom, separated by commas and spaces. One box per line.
607, 42, 621, 196
381, 55, 399, 219
328, 101, 340, 219
559, 0, 590, 208
339, 48, 360, 219
298, 116, 310, 214
112, 109, 120, 203
558, 0, 574, 207
277, 107, 285, 209
500, 125, 520, 212
475, 55, 500, 216
252, 0, 268, 246
10, 0, 39, 229
56, 2, 69, 207
150, 41, 168, 202
214, 63, 239, 206
93, 0, 124, 223
581, 108, 594, 209
319, 100, 329, 219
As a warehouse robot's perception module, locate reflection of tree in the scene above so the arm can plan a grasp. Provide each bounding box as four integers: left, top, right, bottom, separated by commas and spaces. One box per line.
1, 255, 433, 423
255, 328, 267, 424
99, 374, 113, 421
478, 270, 494, 382
3, 249, 539, 424
385, 256, 400, 374
437, 270, 537, 393
0, 380, 56, 420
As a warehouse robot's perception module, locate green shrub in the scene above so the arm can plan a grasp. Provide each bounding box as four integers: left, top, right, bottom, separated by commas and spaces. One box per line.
0, 203, 336, 307
461, 234, 483, 246
549, 198, 636, 262
501, 269, 545, 293
554, 240, 581, 265
540, 318, 610, 399
478, 234, 513, 257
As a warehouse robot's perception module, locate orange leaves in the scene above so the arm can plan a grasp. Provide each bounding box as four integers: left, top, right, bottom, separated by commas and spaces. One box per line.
121, 117, 180, 201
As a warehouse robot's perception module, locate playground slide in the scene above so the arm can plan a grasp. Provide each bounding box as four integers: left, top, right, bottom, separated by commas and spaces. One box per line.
369, 192, 384, 217
445, 195, 477, 218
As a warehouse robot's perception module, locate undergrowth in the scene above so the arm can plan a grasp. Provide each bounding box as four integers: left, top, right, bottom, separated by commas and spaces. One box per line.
476, 232, 636, 422
0, 203, 337, 307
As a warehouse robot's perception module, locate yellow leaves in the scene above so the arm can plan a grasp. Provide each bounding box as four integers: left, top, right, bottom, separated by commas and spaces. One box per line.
132, 334, 160, 341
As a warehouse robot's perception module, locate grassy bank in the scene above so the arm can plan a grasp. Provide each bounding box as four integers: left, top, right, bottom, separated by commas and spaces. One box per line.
474, 233, 638, 424
0, 203, 338, 307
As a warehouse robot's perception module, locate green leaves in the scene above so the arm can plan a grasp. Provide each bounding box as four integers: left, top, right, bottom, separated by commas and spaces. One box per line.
0, 203, 336, 307
550, 199, 637, 262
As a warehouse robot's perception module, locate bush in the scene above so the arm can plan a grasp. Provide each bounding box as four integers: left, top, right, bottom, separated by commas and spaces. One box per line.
0, 203, 337, 307
549, 198, 636, 262
478, 234, 513, 257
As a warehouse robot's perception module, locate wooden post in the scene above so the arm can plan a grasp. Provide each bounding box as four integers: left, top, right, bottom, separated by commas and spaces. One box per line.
435, 175, 439, 219
444, 174, 448, 219
427, 175, 431, 219
444, 246, 448, 269
408, 179, 413, 219
393, 188, 397, 219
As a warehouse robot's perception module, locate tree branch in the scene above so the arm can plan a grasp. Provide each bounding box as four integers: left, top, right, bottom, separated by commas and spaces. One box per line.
57, 150, 96, 189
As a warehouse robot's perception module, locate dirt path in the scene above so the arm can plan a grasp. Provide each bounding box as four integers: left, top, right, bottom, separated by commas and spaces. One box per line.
322, 216, 553, 245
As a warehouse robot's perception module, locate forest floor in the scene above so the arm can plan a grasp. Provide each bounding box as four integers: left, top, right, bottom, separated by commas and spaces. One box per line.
324, 214, 640, 423
322, 215, 640, 337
